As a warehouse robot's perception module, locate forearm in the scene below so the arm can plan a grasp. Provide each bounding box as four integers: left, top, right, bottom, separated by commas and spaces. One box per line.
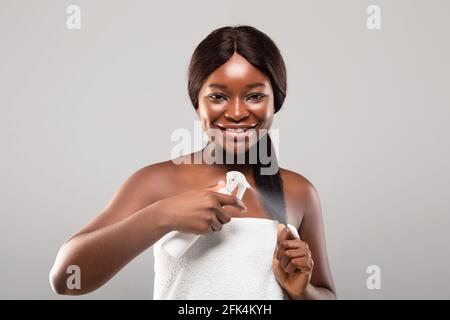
49, 201, 171, 295
288, 283, 337, 300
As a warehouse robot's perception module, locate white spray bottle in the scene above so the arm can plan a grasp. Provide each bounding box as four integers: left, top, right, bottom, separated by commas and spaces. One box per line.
161, 171, 251, 258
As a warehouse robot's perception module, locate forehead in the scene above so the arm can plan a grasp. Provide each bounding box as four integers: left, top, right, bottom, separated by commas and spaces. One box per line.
203, 53, 270, 90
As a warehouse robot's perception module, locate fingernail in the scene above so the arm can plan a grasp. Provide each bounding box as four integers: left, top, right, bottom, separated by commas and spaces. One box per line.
237, 199, 247, 211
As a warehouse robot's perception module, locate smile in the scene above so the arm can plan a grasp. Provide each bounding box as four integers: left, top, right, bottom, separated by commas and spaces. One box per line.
214, 123, 258, 138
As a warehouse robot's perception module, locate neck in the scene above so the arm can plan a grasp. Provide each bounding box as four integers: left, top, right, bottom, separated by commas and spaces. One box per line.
194, 143, 255, 175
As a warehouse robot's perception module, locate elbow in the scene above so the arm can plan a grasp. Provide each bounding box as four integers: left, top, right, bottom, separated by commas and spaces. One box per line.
49, 266, 77, 295
327, 286, 338, 300
49, 267, 68, 295
49, 241, 87, 296
49, 264, 97, 296
49, 265, 85, 296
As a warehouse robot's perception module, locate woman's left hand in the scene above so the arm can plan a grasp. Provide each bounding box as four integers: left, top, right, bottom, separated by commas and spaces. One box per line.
272, 224, 314, 299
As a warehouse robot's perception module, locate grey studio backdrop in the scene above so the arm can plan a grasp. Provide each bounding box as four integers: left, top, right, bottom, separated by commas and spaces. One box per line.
0, 0, 449, 299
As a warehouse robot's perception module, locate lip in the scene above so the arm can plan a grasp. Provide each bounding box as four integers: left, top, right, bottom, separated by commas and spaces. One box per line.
215, 123, 258, 130
213, 123, 259, 139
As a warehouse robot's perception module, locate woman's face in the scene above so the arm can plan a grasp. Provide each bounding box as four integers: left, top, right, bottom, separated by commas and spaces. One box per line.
197, 52, 275, 156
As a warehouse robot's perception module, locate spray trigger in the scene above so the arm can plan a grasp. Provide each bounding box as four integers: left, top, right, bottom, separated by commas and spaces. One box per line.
218, 171, 251, 201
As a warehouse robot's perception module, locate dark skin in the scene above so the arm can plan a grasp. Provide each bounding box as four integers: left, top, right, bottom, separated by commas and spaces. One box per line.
49, 52, 336, 299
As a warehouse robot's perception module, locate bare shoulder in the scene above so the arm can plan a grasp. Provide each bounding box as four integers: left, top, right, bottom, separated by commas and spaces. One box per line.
117, 154, 203, 206
71, 159, 182, 237
99, 159, 186, 221
122, 159, 181, 204
279, 167, 321, 224
279, 168, 318, 199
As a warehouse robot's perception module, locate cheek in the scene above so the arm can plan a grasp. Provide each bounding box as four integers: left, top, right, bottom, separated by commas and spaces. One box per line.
252, 100, 274, 129
197, 102, 223, 130
263, 114, 274, 129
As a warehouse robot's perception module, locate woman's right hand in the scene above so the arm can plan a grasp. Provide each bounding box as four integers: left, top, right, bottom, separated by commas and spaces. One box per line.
155, 181, 247, 234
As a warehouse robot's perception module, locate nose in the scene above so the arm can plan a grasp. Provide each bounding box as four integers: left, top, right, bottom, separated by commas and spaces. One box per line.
224, 98, 250, 122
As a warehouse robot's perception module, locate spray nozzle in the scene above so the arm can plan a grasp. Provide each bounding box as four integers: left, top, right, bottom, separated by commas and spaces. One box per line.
220, 171, 251, 200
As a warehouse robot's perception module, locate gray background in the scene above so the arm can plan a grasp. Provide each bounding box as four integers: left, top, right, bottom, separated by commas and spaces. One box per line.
1, 0, 449, 299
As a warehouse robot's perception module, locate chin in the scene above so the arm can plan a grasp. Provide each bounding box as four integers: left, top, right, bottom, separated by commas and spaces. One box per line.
218, 140, 258, 158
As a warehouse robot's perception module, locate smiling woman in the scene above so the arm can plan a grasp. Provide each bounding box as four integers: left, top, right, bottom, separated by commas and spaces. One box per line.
201, 76, 271, 150
49, 25, 336, 300
189, 27, 287, 224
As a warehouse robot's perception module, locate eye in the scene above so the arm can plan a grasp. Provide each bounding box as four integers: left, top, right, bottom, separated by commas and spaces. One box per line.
246, 93, 267, 102
208, 93, 228, 103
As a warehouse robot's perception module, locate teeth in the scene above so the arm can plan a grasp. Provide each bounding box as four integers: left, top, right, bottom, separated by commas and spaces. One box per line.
226, 128, 246, 133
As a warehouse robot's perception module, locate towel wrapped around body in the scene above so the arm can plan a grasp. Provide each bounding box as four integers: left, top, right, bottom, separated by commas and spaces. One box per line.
153, 217, 288, 299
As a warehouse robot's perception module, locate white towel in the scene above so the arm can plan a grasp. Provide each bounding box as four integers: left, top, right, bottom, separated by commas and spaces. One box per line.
152, 217, 289, 300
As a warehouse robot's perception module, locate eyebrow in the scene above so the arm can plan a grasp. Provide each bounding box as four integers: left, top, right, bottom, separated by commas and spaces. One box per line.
207, 82, 266, 90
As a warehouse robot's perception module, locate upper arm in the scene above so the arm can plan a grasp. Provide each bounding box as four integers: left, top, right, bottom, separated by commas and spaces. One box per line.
66, 162, 172, 242
299, 179, 336, 295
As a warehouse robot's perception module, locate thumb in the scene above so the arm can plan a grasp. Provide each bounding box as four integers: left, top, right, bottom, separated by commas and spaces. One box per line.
277, 223, 285, 241
204, 180, 226, 192
273, 256, 286, 280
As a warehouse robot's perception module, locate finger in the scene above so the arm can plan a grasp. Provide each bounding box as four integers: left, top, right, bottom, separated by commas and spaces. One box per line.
272, 256, 287, 282
280, 239, 308, 251
213, 205, 232, 225
275, 244, 283, 261
282, 255, 310, 274
285, 247, 310, 259
274, 225, 284, 260
276, 224, 286, 244
204, 180, 226, 192
208, 214, 223, 232
210, 192, 247, 212
280, 239, 305, 250
285, 259, 298, 274
276, 243, 288, 261
276, 239, 304, 260
274, 243, 283, 260
273, 245, 278, 260
277, 223, 284, 236
281, 254, 300, 274
286, 257, 314, 274
280, 248, 308, 271
286, 225, 299, 240
280, 254, 296, 274
276, 225, 289, 244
